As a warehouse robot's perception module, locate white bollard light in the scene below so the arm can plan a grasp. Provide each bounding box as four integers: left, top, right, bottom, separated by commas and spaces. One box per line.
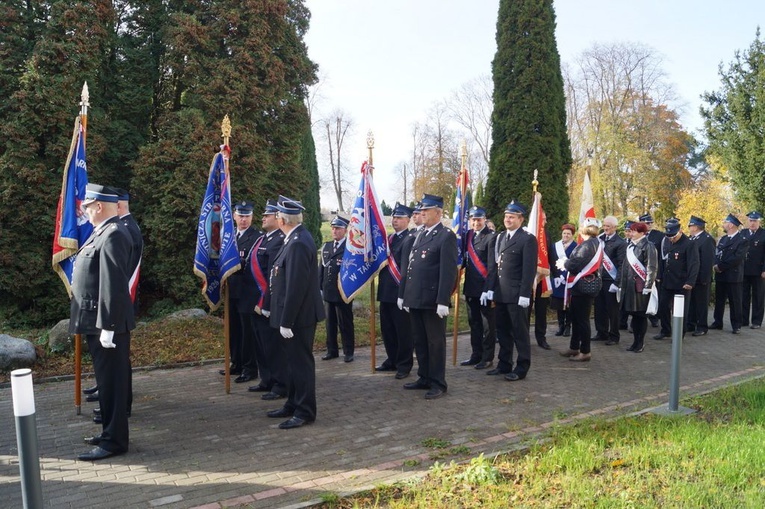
11, 369, 43, 508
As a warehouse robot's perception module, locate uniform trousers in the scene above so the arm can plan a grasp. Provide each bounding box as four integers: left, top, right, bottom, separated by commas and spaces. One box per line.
408, 308, 447, 391
687, 282, 711, 332
87, 332, 130, 454
281, 324, 317, 422
228, 301, 243, 369
713, 281, 743, 330
239, 311, 259, 377
627, 311, 648, 350
742, 275, 765, 326
530, 290, 549, 342
495, 302, 531, 376
568, 295, 594, 354
379, 301, 414, 374
325, 300, 355, 356
465, 296, 496, 362
252, 314, 285, 394
594, 283, 620, 341
658, 287, 691, 336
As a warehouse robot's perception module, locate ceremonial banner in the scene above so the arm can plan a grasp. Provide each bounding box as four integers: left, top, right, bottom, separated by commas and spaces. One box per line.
339, 161, 389, 302
52, 117, 93, 295
193, 146, 240, 310
451, 165, 470, 265
527, 191, 552, 296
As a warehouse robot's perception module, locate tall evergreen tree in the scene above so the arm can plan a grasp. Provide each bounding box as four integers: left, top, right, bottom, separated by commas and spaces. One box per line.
0, 0, 115, 324
131, 0, 318, 308
485, 0, 571, 231
701, 29, 765, 212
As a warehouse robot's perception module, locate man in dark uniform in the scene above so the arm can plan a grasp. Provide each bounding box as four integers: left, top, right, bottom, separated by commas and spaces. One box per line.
711, 213, 749, 334
320, 216, 355, 362
71, 184, 134, 461
593, 215, 626, 345
619, 220, 635, 331
376, 203, 414, 379
482, 200, 537, 382
641, 214, 664, 327
398, 194, 457, 400
86, 188, 143, 421
654, 219, 699, 338
267, 195, 325, 429
460, 206, 497, 367
245, 200, 288, 401
687, 216, 717, 336
221, 201, 261, 382
741, 211, 765, 329
529, 212, 555, 350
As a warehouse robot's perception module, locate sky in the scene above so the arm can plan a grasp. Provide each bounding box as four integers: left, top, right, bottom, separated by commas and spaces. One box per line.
303, 0, 765, 209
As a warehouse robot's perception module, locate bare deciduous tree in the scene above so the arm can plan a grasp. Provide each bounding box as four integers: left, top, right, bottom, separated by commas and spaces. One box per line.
447, 74, 493, 189
319, 109, 353, 211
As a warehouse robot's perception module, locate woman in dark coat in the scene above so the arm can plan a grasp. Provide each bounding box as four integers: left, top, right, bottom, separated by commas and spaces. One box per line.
558, 219, 603, 362
619, 222, 658, 352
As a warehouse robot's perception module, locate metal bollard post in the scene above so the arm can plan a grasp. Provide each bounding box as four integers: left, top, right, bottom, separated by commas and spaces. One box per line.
652, 294, 695, 416
11, 368, 44, 508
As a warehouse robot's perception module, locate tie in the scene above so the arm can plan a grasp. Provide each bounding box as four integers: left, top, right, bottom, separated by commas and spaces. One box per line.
333, 241, 339, 252
237, 231, 242, 240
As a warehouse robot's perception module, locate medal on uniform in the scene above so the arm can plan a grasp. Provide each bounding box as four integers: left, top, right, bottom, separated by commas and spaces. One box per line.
675, 253, 679, 260
421, 250, 427, 258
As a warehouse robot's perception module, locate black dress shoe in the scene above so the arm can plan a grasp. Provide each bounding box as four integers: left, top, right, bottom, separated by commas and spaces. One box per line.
77, 446, 117, 461
219, 367, 242, 376
321, 353, 339, 360
504, 372, 522, 381
732, 329, 741, 334
536, 340, 551, 350
86, 392, 99, 402
652, 333, 669, 340
267, 408, 294, 418
84, 435, 103, 446
605, 339, 619, 346
344, 355, 354, 363
93, 414, 103, 424
709, 323, 723, 330
562, 327, 571, 337
375, 364, 396, 372
486, 368, 509, 376
261, 392, 285, 401
248, 384, 270, 392
474, 361, 493, 370
394, 371, 410, 380
554, 328, 564, 336
590, 335, 607, 341
751, 324, 761, 329
403, 380, 430, 390
626, 345, 636, 351
633, 345, 644, 353
234, 374, 255, 383
424, 388, 445, 400
692, 330, 707, 336
460, 358, 480, 366
83, 385, 98, 395
279, 416, 312, 429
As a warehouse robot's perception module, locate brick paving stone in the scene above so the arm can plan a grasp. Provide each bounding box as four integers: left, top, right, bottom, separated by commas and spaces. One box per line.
1, 318, 764, 508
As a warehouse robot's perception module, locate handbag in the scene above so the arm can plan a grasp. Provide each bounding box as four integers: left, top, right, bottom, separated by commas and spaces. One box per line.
575, 273, 602, 297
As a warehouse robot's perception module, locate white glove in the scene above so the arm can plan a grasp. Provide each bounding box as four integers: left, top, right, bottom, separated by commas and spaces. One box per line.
320, 290, 324, 299
608, 284, 618, 293
480, 292, 489, 306
555, 258, 567, 270
404, 306, 410, 313
642, 287, 652, 295
99, 329, 116, 349
436, 304, 449, 318
554, 275, 565, 288
262, 310, 270, 318
397, 298, 404, 310
280, 326, 294, 339
518, 296, 530, 308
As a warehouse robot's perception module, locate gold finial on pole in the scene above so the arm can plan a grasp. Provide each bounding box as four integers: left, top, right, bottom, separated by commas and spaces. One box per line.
460, 140, 468, 170
221, 115, 232, 146
80, 82, 89, 115
532, 169, 539, 194
366, 130, 375, 167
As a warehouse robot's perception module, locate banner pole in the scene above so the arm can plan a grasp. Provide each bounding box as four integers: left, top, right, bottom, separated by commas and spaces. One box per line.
452, 268, 463, 365
222, 115, 232, 395
74, 83, 89, 415
367, 131, 377, 373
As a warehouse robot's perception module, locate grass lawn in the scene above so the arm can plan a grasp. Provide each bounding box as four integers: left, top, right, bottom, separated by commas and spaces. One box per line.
318, 377, 765, 508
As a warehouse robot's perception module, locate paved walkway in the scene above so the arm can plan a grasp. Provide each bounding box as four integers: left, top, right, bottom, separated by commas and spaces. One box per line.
1, 318, 764, 509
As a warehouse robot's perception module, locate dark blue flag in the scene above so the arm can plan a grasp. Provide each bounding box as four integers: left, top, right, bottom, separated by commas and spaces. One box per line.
194, 147, 240, 310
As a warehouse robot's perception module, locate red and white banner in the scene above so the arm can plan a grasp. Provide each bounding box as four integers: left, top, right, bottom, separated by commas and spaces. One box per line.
527, 191, 552, 297
578, 171, 596, 244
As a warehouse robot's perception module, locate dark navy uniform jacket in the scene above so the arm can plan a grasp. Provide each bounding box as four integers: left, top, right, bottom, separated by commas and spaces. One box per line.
741, 227, 765, 276
484, 228, 537, 304
377, 228, 411, 303
399, 223, 458, 309
691, 230, 717, 284
320, 238, 346, 303
661, 233, 700, 290
69, 216, 135, 334
715, 232, 749, 283
463, 226, 495, 298
240, 229, 285, 313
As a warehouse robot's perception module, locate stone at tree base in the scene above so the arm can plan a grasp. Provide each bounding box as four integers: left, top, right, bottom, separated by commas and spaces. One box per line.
48, 319, 73, 353
0, 334, 37, 371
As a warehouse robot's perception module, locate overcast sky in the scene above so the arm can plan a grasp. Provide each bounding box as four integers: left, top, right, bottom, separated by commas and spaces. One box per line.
303, 0, 765, 209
